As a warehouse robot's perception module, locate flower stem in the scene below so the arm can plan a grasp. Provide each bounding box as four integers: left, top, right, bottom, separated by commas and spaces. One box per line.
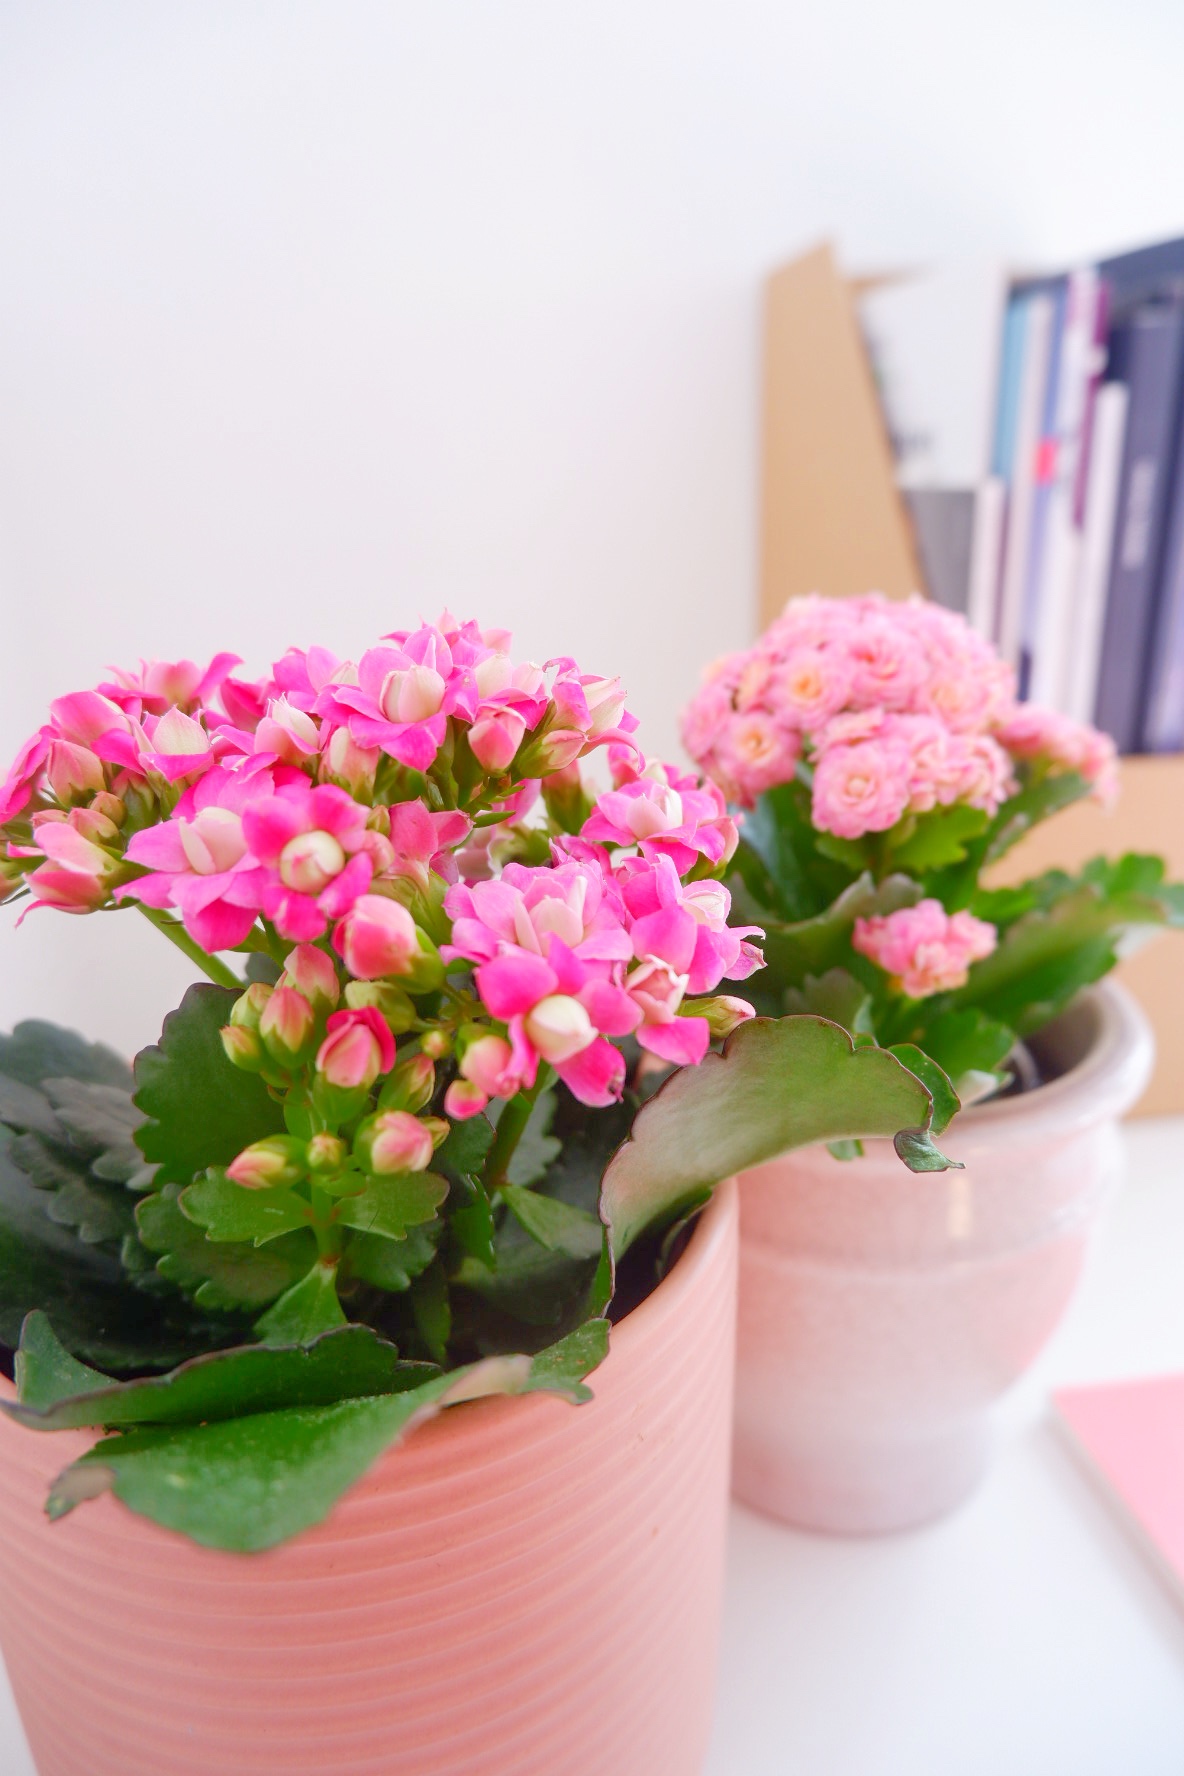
136, 904, 243, 990
485, 1066, 551, 1193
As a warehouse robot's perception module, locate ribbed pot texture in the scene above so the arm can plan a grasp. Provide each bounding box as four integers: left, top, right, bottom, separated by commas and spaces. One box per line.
0, 1179, 738, 1776
733, 982, 1154, 1535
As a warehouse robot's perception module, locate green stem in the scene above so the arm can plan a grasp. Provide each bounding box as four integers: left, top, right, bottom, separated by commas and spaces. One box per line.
136, 904, 243, 990
485, 1066, 551, 1192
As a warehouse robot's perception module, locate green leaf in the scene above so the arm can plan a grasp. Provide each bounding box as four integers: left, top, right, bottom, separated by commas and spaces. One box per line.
783, 967, 876, 1039
502, 1183, 604, 1259
46, 1329, 607, 1551
9, 1318, 433, 1430
983, 770, 1091, 866
133, 985, 285, 1185
14, 1312, 112, 1411
180, 1170, 310, 1246
433, 1114, 495, 1184
501, 1086, 562, 1188
0, 1129, 193, 1371
814, 832, 873, 871
0, 1022, 131, 1091
344, 1223, 439, 1293
885, 1045, 960, 1136
734, 782, 823, 921
600, 1015, 957, 1259
908, 1006, 1015, 1087
13, 1135, 137, 1245
887, 803, 989, 872
39, 1077, 142, 1155
410, 1263, 451, 1364
136, 1182, 315, 1311
521, 1318, 608, 1402
450, 1180, 497, 1269
254, 1260, 347, 1346
335, 1172, 448, 1241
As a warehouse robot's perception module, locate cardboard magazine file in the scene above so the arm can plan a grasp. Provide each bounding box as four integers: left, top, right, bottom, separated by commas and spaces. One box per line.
760, 242, 1184, 1114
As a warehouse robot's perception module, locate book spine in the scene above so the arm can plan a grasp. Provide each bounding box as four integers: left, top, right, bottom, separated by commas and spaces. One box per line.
1095, 303, 1184, 751
1063, 380, 1129, 725
966, 477, 1006, 638
997, 294, 1056, 666
1141, 411, 1184, 750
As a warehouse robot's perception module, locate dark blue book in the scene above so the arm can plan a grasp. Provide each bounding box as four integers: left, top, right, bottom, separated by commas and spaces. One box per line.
1100, 238, 1184, 307
1141, 416, 1184, 750
1094, 299, 1184, 753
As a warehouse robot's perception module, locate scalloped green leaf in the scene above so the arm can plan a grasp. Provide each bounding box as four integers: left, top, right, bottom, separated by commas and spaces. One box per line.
136, 1183, 315, 1312
502, 1183, 604, 1259
344, 1223, 440, 1293
0, 1022, 131, 1091
180, 1170, 311, 1246
8, 1317, 434, 1430
45, 1331, 606, 1550
254, 1259, 347, 1346
133, 985, 285, 1185
600, 1014, 956, 1260
335, 1172, 448, 1242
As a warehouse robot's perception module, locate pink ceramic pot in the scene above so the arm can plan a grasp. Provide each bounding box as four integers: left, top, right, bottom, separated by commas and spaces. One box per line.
733, 982, 1153, 1535
0, 1180, 737, 1776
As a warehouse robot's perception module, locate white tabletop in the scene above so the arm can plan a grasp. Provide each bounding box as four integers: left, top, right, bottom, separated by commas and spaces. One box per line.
2, 1119, 1183, 1776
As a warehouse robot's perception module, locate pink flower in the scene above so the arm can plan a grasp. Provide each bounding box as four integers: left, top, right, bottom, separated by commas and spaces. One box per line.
773, 646, 853, 731
98, 653, 242, 716
316, 1006, 396, 1089
994, 705, 1118, 806
713, 712, 801, 805
277, 943, 340, 1012
852, 899, 997, 997
20, 819, 120, 915
458, 1033, 522, 1099
332, 893, 420, 979
242, 780, 375, 941
118, 766, 271, 952
469, 705, 527, 772
811, 736, 912, 839
581, 769, 738, 874
384, 800, 472, 892
0, 730, 53, 824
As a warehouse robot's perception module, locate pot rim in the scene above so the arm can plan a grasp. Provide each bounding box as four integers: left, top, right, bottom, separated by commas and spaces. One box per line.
952, 977, 1154, 1137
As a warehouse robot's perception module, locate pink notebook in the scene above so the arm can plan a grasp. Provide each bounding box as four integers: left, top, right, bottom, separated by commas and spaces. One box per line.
1053, 1375, 1184, 1604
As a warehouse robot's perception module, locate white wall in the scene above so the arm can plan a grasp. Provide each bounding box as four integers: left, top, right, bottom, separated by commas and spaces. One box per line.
3, 0, 1184, 1054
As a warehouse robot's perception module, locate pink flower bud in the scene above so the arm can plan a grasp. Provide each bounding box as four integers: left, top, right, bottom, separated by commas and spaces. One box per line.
518, 727, 586, 776
376, 1052, 437, 1114
582, 675, 628, 737
226, 1135, 307, 1190
356, 1109, 435, 1175
220, 1024, 265, 1072
444, 1079, 489, 1119
90, 792, 126, 826
307, 1132, 348, 1173
278, 943, 340, 1012
381, 666, 447, 724
421, 1028, 453, 1059
684, 994, 755, 1038
459, 1033, 519, 1098
259, 986, 317, 1064
332, 893, 419, 980
523, 994, 596, 1064
46, 741, 105, 805
321, 727, 380, 798
316, 1006, 396, 1090
469, 707, 527, 772
255, 697, 319, 763
230, 982, 273, 1030
279, 828, 346, 894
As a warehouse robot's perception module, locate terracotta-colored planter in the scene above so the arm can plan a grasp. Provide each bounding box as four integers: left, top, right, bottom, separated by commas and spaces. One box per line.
0, 1180, 737, 1776
733, 982, 1154, 1535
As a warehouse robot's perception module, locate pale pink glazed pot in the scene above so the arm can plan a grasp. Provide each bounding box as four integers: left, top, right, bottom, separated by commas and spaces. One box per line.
733, 982, 1153, 1536
0, 1180, 737, 1776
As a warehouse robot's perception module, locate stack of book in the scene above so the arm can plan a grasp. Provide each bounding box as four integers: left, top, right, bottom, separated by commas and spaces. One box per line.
859, 238, 1184, 754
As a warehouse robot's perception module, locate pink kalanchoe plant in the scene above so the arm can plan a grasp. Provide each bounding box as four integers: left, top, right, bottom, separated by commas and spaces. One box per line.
0, 611, 961, 1554
680, 593, 1183, 1111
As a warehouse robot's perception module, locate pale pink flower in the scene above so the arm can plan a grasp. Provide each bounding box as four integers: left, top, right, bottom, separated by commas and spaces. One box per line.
811, 736, 911, 839
714, 712, 801, 805
853, 899, 997, 997
315, 1006, 396, 1089
332, 893, 420, 980
357, 1109, 435, 1174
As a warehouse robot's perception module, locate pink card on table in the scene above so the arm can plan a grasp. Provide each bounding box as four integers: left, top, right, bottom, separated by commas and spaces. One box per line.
1053, 1375, 1184, 1604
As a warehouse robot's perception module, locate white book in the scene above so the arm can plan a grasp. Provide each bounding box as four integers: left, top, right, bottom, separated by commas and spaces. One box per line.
858, 260, 1009, 489
1029, 270, 1103, 709
998, 293, 1055, 666
1063, 380, 1130, 725
966, 476, 1006, 638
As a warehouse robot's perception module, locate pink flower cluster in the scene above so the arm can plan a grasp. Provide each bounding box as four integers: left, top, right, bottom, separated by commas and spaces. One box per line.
0, 617, 637, 926
680, 594, 1117, 838
852, 899, 997, 998
441, 853, 762, 1111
